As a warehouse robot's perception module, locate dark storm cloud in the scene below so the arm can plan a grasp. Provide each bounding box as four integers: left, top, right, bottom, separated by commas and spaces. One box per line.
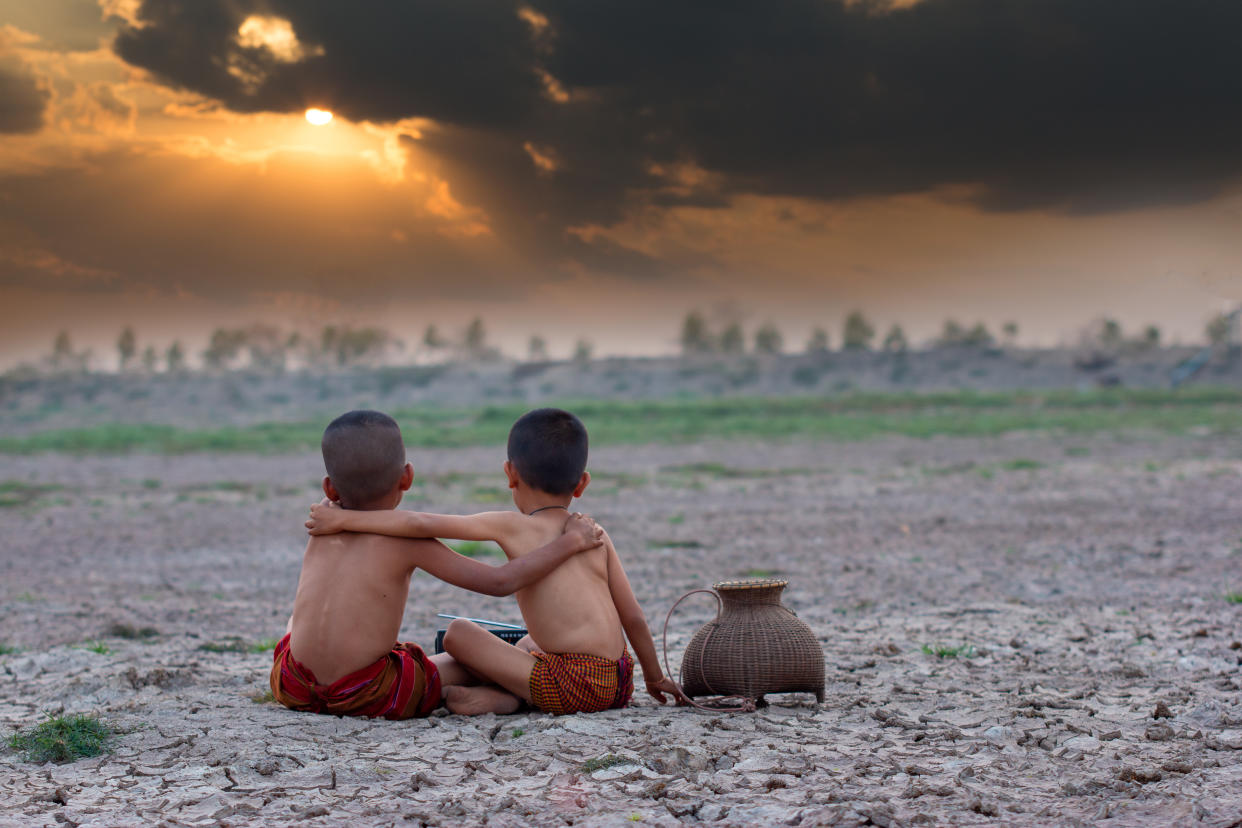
114, 0, 1241, 232
114, 0, 541, 126
0, 59, 48, 133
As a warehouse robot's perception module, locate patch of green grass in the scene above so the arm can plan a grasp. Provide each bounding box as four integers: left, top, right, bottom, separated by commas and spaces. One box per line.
3, 388, 1239, 454
1064, 446, 1090, 457
742, 568, 781, 578
249, 638, 280, 653
447, 540, 505, 559
140, 478, 162, 489
1000, 458, 1044, 471
510, 728, 524, 738
977, 467, 995, 480
0, 480, 64, 507
15, 591, 38, 603
7, 714, 112, 763
580, 754, 634, 773
660, 462, 812, 479
1144, 461, 1161, 472
923, 462, 976, 476
921, 642, 976, 659
77, 641, 110, 655
249, 689, 275, 704
467, 486, 509, 504
667, 512, 685, 525
1225, 592, 1242, 605
592, 471, 648, 488
197, 638, 252, 653
0, 643, 20, 655
208, 481, 253, 492
646, 539, 703, 549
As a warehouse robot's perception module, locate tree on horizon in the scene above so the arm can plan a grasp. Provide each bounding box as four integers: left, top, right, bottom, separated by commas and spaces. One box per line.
117, 326, 136, 371
842, 311, 875, 350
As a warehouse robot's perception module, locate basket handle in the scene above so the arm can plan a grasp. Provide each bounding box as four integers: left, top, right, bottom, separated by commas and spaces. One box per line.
661, 588, 756, 713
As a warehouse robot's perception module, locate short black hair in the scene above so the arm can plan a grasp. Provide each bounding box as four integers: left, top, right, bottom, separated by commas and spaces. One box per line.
321, 410, 406, 507
507, 408, 588, 495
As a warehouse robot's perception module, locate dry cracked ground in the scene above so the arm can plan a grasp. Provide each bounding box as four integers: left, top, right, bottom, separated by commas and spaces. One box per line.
1, 432, 1241, 827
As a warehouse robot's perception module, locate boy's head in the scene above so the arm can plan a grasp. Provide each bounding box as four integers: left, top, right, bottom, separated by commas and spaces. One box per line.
321, 410, 412, 509
505, 408, 589, 497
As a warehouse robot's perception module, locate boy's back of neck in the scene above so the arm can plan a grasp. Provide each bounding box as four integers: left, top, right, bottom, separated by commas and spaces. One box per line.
525, 502, 570, 516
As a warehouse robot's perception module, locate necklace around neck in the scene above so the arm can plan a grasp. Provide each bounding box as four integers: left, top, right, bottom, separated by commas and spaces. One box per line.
528, 504, 569, 516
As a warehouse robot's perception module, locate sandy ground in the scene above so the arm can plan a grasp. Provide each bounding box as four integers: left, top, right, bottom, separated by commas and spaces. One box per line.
1, 432, 1241, 826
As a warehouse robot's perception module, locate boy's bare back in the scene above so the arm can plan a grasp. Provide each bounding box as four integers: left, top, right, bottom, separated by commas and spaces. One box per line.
288, 532, 434, 684
494, 511, 624, 659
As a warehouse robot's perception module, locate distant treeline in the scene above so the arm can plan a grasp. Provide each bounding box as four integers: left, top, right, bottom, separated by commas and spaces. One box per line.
16, 309, 1239, 377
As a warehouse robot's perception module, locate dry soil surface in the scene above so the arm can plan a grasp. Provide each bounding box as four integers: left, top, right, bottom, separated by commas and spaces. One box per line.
2, 432, 1241, 827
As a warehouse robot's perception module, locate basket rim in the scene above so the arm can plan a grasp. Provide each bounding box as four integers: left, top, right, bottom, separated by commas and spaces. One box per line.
713, 577, 788, 590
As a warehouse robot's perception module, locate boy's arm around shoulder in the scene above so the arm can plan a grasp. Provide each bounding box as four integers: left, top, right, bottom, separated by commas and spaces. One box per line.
604, 532, 689, 705
308, 501, 526, 546
412, 513, 603, 597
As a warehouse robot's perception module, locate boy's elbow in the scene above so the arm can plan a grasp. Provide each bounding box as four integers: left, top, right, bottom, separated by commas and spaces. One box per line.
619, 606, 649, 632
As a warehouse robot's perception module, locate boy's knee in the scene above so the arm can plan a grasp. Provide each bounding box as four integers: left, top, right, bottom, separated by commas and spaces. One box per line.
443, 618, 478, 653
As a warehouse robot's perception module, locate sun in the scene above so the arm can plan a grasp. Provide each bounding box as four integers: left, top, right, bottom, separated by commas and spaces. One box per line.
305, 108, 333, 126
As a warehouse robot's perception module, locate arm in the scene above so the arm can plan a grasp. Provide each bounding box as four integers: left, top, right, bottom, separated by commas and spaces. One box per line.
604, 533, 689, 705
413, 513, 603, 597
308, 500, 523, 545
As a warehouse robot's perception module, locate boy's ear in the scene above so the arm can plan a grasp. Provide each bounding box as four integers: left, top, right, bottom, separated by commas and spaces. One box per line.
503, 460, 520, 490
322, 476, 340, 503
398, 462, 414, 492
572, 471, 591, 498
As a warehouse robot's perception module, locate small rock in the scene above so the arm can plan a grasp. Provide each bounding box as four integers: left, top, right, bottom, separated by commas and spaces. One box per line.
590, 762, 644, 782
733, 752, 781, 774
982, 725, 1012, 743
1161, 760, 1193, 774
1098, 729, 1122, 741
1063, 736, 1101, 753
1117, 767, 1161, 784
1152, 702, 1172, 719
969, 798, 1000, 817
1230, 641, 1241, 650
1145, 723, 1175, 742
1208, 730, 1242, 750
6, 656, 41, 681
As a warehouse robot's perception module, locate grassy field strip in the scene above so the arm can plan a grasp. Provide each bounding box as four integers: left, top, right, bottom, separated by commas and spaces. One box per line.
0, 388, 1238, 454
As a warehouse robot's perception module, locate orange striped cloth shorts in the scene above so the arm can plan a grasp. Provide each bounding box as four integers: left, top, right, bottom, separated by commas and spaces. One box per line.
528, 647, 634, 715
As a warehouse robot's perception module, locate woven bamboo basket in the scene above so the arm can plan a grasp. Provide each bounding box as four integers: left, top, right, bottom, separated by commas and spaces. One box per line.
678, 578, 825, 704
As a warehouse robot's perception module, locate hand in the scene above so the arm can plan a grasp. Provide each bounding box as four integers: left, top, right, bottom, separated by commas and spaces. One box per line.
561, 512, 604, 551
646, 677, 690, 706
305, 498, 346, 535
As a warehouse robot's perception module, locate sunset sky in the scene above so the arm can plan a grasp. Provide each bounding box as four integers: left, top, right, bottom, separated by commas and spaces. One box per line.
1, 0, 1239, 368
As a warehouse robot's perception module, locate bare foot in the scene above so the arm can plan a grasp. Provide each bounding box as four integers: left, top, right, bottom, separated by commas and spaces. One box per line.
443, 684, 522, 716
